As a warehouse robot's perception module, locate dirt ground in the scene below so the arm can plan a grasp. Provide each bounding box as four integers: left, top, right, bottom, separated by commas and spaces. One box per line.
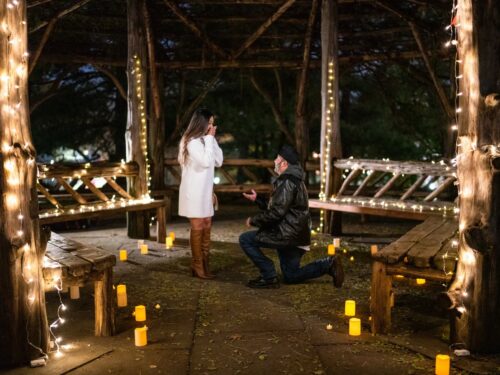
4, 198, 500, 374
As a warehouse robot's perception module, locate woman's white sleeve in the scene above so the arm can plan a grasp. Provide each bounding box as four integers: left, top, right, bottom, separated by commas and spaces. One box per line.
213, 139, 223, 167
186, 137, 215, 168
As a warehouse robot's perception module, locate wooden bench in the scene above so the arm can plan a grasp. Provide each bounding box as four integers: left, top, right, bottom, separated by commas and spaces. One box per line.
309, 158, 458, 221
369, 216, 458, 334
42, 231, 116, 336
37, 161, 168, 242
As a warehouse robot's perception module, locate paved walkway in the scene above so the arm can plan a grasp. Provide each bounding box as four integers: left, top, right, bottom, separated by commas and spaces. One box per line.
5, 212, 499, 374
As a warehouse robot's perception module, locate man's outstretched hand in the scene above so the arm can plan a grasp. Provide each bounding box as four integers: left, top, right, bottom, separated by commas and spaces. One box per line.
242, 189, 257, 202
245, 217, 252, 227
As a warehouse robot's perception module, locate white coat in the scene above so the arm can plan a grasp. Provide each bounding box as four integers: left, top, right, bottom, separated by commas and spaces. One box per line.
178, 135, 223, 218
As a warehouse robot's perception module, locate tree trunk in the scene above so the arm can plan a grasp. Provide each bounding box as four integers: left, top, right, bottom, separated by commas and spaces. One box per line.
320, 0, 342, 233
447, 0, 500, 353
0, 0, 49, 366
126, 0, 150, 239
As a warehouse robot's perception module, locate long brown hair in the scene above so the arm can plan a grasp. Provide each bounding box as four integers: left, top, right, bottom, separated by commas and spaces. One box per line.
178, 108, 214, 166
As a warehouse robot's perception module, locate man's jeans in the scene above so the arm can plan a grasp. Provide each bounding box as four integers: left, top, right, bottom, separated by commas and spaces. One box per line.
239, 230, 331, 283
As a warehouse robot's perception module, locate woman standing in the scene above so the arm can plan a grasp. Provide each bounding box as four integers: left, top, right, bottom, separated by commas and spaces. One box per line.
178, 108, 223, 279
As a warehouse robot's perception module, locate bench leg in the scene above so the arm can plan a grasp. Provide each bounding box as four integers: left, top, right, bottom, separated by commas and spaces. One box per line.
370, 261, 392, 334
156, 205, 166, 244
94, 268, 115, 336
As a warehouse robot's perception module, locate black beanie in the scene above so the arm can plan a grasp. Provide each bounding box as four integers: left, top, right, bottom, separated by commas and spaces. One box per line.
278, 144, 299, 165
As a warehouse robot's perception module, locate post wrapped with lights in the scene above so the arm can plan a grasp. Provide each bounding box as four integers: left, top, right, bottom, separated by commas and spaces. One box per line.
0, 0, 49, 366
318, 0, 342, 233
126, 0, 151, 239
444, 0, 500, 353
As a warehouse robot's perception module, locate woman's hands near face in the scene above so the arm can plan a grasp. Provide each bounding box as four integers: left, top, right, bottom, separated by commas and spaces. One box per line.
207, 124, 217, 136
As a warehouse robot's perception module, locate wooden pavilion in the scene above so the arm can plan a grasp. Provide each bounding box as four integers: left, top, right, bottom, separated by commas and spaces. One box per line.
0, 0, 498, 367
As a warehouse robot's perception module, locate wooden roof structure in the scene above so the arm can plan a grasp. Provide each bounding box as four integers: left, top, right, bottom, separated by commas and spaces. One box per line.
28, 0, 451, 71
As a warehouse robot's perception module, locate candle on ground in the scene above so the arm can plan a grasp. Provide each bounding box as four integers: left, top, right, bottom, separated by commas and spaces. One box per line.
370, 245, 378, 255
135, 305, 146, 322
166, 236, 173, 249
140, 244, 148, 255
134, 326, 148, 347
137, 239, 144, 249
345, 300, 356, 316
70, 286, 80, 300
169, 231, 175, 241
349, 318, 361, 336
333, 238, 340, 247
326, 324, 333, 330
119, 249, 127, 261
416, 278, 426, 285
435, 354, 450, 375
327, 244, 335, 255
117, 284, 127, 307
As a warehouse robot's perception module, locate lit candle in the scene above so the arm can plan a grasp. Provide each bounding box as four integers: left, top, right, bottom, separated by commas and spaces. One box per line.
70, 286, 80, 300
140, 244, 148, 255
345, 300, 356, 316
349, 318, 361, 336
435, 354, 450, 375
134, 325, 148, 347
117, 284, 127, 307
326, 324, 333, 330
327, 244, 335, 255
169, 231, 175, 241
416, 278, 426, 285
137, 239, 144, 249
119, 249, 127, 261
333, 238, 340, 247
135, 305, 146, 322
349, 256, 354, 262
166, 236, 173, 249
370, 245, 378, 255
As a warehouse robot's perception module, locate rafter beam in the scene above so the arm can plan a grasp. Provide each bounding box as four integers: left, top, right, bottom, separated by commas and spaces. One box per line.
231, 0, 296, 59
29, 0, 93, 33
162, 0, 227, 58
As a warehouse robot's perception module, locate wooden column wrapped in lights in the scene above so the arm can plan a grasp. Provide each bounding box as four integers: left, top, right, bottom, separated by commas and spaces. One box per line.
126, 0, 150, 239
319, 0, 342, 233
445, 0, 500, 353
0, 0, 49, 366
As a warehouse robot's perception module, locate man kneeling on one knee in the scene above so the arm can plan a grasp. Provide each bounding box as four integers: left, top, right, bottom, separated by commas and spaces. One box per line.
239, 144, 344, 289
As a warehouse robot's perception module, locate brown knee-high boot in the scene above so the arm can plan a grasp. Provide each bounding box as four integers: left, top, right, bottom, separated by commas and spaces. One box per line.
201, 227, 215, 278
190, 229, 210, 279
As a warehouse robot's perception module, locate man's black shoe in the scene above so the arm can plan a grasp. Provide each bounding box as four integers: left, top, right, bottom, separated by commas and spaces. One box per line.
328, 256, 344, 288
246, 277, 280, 289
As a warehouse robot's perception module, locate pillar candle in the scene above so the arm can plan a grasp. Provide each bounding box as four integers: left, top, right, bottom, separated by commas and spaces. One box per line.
166, 236, 173, 249
435, 354, 450, 375
117, 284, 127, 307
70, 286, 80, 300
137, 239, 144, 249
416, 278, 426, 285
349, 318, 361, 336
169, 231, 175, 241
327, 244, 335, 255
333, 238, 340, 247
140, 244, 148, 255
135, 305, 146, 322
134, 326, 148, 347
370, 245, 378, 255
345, 300, 356, 316
119, 249, 128, 261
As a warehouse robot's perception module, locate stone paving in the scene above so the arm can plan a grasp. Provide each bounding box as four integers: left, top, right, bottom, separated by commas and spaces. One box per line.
4, 207, 500, 375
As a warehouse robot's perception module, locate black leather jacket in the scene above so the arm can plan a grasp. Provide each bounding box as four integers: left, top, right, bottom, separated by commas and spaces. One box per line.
250, 164, 311, 247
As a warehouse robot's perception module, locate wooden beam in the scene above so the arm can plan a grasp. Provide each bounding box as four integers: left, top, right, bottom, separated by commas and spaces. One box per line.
162, 0, 227, 58
29, 0, 93, 33
93, 66, 126, 101
231, 0, 296, 59
27, 0, 55, 7
29, 18, 57, 75
295, 0, 317, 163
143, 0, 161, 120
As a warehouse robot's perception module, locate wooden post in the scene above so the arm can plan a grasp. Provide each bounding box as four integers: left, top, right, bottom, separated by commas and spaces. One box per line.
126, 0, 150, 239
94, 269, 115, 336
447, 0, 500, 353
0, 0, 49, 366
320, 0, 342, 233
370, 261, 392, 334
295, 0, 317, 164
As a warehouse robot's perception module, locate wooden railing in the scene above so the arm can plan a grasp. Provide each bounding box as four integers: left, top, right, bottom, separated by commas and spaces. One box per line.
165, 158, 320, 193
309, 158, 458, 220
